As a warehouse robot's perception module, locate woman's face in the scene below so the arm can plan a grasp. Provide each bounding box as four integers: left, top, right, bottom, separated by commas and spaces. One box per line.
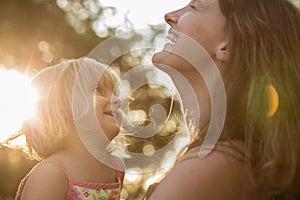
94, 80, 120, 140
152, 0, 227, 75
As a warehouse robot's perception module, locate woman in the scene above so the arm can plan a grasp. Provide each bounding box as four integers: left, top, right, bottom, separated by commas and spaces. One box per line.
149, 0, 300, 199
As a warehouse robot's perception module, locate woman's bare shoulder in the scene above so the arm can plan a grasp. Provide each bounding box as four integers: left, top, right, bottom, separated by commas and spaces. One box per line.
148, 141, 259, 200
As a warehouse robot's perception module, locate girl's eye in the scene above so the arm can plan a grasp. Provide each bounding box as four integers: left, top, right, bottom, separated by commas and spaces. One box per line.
95, 87, 104, 95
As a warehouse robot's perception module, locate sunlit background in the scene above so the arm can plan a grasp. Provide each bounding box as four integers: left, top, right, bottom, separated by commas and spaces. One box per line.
1, 0, 299, 199
0, 0, 192, 199
0, 68, 37, 144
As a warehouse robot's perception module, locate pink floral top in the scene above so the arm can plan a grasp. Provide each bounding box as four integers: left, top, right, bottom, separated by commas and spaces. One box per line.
15, 160, 122, 200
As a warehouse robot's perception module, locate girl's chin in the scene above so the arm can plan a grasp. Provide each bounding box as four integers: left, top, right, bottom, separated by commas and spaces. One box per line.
106, 128, 120, 141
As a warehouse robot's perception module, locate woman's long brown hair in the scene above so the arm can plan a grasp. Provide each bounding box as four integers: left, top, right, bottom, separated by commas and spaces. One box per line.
215, 0, 300, 197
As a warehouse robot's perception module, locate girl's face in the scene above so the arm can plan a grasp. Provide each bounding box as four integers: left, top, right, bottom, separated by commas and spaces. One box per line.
94, 80, 120, 140
152, 0, 227, 75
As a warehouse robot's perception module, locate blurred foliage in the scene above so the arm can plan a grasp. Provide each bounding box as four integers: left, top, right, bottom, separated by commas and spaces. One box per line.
291, 0, 300, 7
0, 0, 102, 198
115, 87, 190, 200
0, 147, 38, 200
0, 0, 189, 200
0, 0, 104, 74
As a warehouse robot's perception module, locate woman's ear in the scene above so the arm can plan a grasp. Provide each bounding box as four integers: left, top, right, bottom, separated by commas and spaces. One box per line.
215, 42, 229, 61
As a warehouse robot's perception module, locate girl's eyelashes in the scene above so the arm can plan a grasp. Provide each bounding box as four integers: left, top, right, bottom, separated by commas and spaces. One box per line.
95, 87, 104, 95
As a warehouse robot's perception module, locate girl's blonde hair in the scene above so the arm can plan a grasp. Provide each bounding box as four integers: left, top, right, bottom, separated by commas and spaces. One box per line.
22, 57, 119, 160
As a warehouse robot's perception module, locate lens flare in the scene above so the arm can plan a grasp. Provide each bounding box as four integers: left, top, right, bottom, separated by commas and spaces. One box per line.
266, 84, 279, 117
0, 68, 37, 144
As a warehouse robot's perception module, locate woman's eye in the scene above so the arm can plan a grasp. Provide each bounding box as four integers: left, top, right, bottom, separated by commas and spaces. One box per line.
188, 1, 207, 11
189, 4, 196, 9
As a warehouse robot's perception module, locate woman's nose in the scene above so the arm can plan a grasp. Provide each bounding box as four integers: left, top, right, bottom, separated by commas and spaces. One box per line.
164, 7, 185, 26
165, 11, 178, 26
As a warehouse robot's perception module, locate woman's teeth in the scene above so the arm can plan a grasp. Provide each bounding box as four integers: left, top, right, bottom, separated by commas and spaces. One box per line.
167, 33, 177, 44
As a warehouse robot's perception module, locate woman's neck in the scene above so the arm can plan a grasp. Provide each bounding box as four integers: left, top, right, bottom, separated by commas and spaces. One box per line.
173, 70, 212, 130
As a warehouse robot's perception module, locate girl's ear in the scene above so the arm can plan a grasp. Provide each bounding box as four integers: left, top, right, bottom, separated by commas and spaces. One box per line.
215, 42, 229, 61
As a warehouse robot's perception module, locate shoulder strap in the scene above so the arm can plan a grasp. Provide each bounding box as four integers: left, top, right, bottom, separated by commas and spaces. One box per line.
109, 157, 124, 184
15, 173, 30, 200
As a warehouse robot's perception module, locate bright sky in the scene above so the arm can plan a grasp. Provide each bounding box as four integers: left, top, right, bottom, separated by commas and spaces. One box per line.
100, 0, 189, 28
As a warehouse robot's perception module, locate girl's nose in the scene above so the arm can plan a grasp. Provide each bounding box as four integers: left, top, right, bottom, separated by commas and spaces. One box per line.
111, 95, 121, 109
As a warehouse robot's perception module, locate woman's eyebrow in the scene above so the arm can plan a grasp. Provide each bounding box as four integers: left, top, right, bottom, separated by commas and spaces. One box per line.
190, 0, 196, 4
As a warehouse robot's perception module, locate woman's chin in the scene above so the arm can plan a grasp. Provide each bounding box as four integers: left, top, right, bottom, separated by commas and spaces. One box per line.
152, 50, 166, 66
152, 49, 189, 75
152, 49, 175, 69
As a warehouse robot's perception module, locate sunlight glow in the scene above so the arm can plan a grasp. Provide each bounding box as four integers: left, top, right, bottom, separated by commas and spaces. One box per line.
143, 144, 155, 156
0, 68, 37, 144
143, 172, 165, 190
126, 168, 143, 182
128, 109, 147, 125
99, 0, 189, 28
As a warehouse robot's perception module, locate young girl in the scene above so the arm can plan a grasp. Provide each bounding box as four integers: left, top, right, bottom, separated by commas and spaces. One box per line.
15, 57, 123, 200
